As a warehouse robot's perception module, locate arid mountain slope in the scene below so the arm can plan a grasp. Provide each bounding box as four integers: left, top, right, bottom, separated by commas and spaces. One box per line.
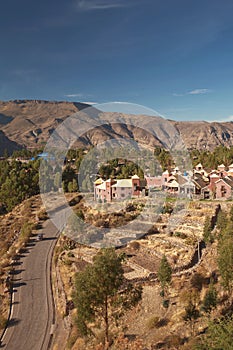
0, 130, 22, 155
0, 100, 89, 152
172, 120, 233, 150
0, 100, 233, 153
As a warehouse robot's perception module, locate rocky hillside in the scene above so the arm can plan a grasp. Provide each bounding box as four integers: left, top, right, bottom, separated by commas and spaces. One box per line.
0, 130, 22, 155
0, 99, 233, 154
172, 120, 233, 151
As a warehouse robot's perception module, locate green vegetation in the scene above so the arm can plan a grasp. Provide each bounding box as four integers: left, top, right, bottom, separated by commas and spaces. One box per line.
217, 228, 233, 293
73, 248, 142, 348
157, 254, 172, 297
191, 145, 233, 169
0, 314, 7, 329
98, 158, 144, 180
194, 316, 233, 350
203, 216, 214, 244
19, 221, 34, 245
201, 281, 217, 313
182, 289, 200, 336
0, 159, 39, 211
154, 147, 174, 171
216, 206, 233, 293
0, 149, 81, 212
62, 165, 78, 192
146, 315, 168, 330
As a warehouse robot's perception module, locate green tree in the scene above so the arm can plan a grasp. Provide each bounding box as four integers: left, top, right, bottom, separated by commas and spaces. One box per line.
67, 181, 73, 193
194, 316, 233, 350
201, 281, 217, 313
62, 165, 76, 192
54, 172, 61, 190
216, 209, 228, 232
72, 178, 78, 192
181, 289, 200, 336
217, 234, 233, 293
203, 216, 213, 244
158, 255, 172, 295
73, 248, 142, 347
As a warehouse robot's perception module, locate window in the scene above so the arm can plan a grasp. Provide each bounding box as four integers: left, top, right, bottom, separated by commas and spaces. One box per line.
221, 185, 227, 197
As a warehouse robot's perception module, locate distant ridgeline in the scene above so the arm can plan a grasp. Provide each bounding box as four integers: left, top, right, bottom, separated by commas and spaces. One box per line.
2, 100, 233, 152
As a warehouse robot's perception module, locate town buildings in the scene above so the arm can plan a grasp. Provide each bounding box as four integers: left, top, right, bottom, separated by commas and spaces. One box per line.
94, 175, 146, 202
94, 163, 233, 202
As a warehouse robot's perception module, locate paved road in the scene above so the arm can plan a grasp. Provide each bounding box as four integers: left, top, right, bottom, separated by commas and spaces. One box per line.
1, 219, 58, 350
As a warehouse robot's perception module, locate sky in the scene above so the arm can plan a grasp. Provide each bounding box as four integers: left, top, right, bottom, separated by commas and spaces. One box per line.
1, 0, 233, 121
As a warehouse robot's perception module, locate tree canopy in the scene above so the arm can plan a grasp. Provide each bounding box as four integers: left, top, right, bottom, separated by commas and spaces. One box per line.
73, 248, 142, 347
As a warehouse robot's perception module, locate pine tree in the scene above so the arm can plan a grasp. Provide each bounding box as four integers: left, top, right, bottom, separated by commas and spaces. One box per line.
195, 316, 233, 350
217, 234, 233, 293
203, 216, 213, 244
158, 254, 172, 295
73, 248, 142, 348
202, 281, 217, 313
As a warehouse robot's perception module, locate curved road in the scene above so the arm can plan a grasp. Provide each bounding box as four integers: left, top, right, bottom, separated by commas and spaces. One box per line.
1, 219, 58, 350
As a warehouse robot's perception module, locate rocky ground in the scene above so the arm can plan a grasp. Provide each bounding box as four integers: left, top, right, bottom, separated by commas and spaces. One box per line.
0, 193, 229, 349
51, 198, 226, 350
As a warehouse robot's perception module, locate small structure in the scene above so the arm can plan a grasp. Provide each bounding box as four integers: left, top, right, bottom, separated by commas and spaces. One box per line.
94, 175, 145, 202
215, 177, 233, 199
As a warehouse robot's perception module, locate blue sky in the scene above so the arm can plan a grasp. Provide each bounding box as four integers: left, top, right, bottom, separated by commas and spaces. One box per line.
1, 0, 233, 121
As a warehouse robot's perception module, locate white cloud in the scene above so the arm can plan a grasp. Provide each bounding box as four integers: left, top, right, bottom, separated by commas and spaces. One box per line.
173, 88, 212, 97
210, 115, 233, 123
76, 0, 128, 11
65, 93, 85, 98
64, 93, 98, 104
188, 88, 211, 95
80, 101, 98, 105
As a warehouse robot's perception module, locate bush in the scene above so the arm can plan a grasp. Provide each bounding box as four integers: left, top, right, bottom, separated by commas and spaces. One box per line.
147, 316, 168, 330
174, 231, 187, 239
37, 210, 48, 220
19, 222, 34, 244
163, 334, 183, 347
162, 299, 170, 308
191, 273, 205, 291
147, 316, 160, 329
0, 315, 7, 329
76, 209, 84, 220
129, 241, 140, 250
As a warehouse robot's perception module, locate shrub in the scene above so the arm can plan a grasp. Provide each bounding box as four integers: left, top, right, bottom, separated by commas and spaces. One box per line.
190, 273, 205, 291
146, 316, 160, 329
19, 222, 34, 244
129, 241, 140, 250
0, 315, 7, 329
147, 316, 168, 329
162, 299, 170, 308
37, 210, 48, 220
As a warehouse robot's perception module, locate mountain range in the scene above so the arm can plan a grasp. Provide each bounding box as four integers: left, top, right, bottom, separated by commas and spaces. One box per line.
0, 99, 233, 155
